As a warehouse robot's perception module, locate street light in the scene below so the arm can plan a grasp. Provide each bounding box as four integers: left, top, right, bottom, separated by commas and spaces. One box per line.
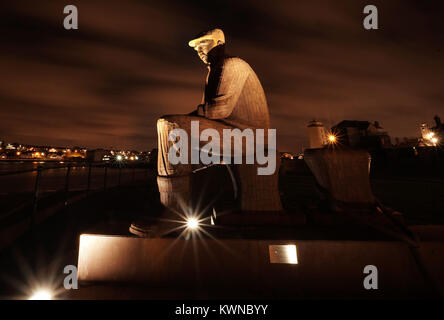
426, 132, 435, 140
327, 134, 337, 144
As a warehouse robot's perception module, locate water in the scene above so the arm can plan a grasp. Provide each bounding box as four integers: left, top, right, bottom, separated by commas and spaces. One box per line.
0, 161, 46, 174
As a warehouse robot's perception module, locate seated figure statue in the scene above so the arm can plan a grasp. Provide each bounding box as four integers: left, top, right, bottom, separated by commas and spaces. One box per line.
156, 28, 282, 219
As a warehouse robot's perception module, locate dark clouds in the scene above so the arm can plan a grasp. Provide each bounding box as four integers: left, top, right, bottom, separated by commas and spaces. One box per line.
0, 0, 443, 151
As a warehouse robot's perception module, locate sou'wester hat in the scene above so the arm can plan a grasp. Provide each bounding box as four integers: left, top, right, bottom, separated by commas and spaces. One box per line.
188, 29, 225, 48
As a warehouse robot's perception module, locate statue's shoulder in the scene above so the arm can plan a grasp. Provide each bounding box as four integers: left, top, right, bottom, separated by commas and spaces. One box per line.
223, 56, 251, 72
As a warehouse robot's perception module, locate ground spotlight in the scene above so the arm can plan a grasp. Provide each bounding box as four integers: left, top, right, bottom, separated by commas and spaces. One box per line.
186, 217, 199, 230
28, 288, 53, 300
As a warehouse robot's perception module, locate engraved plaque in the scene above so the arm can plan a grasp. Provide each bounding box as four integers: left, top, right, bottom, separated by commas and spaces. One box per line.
269, 245, 298, 264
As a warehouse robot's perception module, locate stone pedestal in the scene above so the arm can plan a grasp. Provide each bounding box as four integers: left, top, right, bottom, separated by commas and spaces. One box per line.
304, 148, 375, 208
75, 234, 444, 298
234, 153, 283, 212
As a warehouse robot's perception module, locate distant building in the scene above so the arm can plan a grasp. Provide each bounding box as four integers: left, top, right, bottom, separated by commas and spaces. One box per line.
331, 120, 392, 149
280, 152, 294, 160
393, 137, 420, 148
86, 149, 108, 162
65, 151, 85, 159
420, 115, 443, 147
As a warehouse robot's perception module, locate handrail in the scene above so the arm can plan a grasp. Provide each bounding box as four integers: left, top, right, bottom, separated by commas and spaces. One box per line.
0, 162, 153, 225
0, 163, 84, 177
0, 162, 144, 177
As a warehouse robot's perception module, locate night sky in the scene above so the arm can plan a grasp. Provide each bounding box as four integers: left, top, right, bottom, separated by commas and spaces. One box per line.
0, 0, 443, 151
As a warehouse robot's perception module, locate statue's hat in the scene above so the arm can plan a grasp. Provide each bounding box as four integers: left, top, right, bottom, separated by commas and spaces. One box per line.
188, 29, 225, 48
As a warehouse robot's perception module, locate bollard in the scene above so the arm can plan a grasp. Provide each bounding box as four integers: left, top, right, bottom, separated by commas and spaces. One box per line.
104, 164, 108, 190
31, 166, 42, 226
65, 164, 72, 205
87, 162, 92, 194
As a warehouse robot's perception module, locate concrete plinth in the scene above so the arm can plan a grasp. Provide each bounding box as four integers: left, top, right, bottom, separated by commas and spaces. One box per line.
216, 211, 306, 226
76, 233, 444, 299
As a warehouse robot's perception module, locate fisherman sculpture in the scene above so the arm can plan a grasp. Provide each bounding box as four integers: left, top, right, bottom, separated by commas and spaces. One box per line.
131, 29, 282, 236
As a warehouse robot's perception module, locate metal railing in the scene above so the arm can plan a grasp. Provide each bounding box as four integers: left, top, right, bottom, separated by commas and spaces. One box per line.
0, 162, 153, 224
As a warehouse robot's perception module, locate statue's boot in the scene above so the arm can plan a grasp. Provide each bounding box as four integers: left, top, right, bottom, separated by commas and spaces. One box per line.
157, 175, 191, 212
129, 175, 191, 238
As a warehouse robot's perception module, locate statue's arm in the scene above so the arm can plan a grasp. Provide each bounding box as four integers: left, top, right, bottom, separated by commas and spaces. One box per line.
189, 74, 208, 116
204, 59, 249, 119
187, 104, 205, 116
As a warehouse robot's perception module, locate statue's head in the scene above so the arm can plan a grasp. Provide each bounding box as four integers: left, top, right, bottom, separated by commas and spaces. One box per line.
188, 29, 225, 64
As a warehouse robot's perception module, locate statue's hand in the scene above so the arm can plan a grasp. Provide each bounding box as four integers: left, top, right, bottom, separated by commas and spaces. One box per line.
197, 104, 205, 116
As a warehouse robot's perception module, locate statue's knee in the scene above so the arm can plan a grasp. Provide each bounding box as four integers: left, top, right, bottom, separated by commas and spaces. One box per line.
157, 115, 171, 125
157, 115, 193, 132
157, 114, 182, 126
157, 115, 174, 131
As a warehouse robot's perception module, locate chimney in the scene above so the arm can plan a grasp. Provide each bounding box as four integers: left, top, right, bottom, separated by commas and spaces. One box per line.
434, 115, 442, 127
307, 120, 327, 149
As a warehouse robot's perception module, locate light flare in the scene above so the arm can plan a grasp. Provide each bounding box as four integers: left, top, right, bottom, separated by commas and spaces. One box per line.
28, 288, 53, 300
